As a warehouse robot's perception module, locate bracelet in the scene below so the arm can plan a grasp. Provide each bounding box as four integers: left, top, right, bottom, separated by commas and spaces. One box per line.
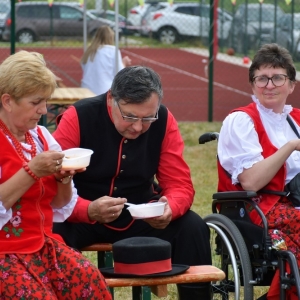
22, 162, 40, 181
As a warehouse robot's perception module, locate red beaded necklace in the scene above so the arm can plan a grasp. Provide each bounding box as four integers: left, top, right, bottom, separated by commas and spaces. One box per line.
0, 119, 37, 162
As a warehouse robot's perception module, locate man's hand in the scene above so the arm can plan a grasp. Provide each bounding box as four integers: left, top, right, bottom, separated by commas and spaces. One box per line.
88, 196, 127, 223
144, 196, 172, 229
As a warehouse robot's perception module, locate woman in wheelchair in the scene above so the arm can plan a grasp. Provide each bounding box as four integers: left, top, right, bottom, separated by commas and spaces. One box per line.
217, 43, 300, 300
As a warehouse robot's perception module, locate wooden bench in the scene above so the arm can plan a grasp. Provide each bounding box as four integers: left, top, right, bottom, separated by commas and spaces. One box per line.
81, 244, 225, 300
105, 265, 225, 300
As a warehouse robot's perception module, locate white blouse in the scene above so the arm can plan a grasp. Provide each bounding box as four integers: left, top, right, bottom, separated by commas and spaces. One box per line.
218, 95, 300, 185
81, 45, 124, 95
0, 126, 78, 229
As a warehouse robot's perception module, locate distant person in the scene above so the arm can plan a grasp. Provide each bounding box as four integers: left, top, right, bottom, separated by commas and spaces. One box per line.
81, 25, 131, 95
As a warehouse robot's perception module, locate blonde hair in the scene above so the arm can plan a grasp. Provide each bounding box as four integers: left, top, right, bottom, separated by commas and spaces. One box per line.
81, 25, 115, 64
0, 50, 57, 104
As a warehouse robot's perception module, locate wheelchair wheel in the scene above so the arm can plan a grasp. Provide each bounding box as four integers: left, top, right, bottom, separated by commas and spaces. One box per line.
204, 214, 253, 300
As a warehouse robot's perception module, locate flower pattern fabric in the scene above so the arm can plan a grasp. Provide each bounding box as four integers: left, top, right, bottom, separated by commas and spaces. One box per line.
0, 237, 112, 299
267, 197, 300, 266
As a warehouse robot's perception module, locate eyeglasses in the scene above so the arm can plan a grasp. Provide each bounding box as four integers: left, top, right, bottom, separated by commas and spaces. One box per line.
115, 101, 158, 124
253, 74, 289, 88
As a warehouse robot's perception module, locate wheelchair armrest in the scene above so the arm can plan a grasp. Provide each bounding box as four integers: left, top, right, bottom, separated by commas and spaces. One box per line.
213, 191, 257, 200
199, 132, 219, 144
212, 191, 272, 260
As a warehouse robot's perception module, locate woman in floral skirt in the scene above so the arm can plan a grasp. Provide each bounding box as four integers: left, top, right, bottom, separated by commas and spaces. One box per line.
0, 50, 112, 300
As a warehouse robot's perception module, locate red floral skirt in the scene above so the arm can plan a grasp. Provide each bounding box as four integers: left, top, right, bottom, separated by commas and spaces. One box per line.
0, 237, 112, 300
267, 197, 300, 263
266, 197, 300, 300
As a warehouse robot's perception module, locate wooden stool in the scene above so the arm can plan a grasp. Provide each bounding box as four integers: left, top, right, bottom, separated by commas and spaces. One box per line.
105, 265, 225, 300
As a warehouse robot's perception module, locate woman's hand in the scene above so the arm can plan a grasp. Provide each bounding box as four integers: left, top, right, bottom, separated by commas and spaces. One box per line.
27, 151, 64, 178
28, 151, 87, 179
122, 56, 132, 67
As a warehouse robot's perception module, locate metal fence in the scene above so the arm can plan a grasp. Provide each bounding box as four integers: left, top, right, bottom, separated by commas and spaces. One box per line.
1, 0, 300, 122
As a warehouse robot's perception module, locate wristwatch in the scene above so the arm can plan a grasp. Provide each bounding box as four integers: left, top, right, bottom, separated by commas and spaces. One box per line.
56, 175, 73, 184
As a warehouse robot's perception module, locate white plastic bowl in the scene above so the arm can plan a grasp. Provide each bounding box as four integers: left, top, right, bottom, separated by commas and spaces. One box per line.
61, 148, 94, 171
127, 202, 166, 219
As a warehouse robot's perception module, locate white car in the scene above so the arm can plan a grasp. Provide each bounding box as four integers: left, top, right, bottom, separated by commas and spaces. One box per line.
127, 3, 151, 28
144, 3, 232, 44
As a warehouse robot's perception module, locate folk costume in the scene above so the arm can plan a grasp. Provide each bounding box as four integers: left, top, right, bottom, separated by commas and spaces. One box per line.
0, 124, 111, 300
53, 93, 212, 297
218, 95, 300, 300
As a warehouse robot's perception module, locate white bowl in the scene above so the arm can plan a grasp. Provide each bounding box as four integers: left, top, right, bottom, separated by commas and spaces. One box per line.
61, 148, 94, 171
127, 202, 166, 219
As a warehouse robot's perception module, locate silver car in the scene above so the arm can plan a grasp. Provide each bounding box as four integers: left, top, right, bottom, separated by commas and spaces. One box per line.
0, 0, 9, 39
268, 13, 300, 58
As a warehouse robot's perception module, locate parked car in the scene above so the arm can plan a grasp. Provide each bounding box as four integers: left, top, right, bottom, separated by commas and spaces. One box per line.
144, 3, 232, 44
88, 9, 136, 35
127, 1, 167, 32
229, 3, 285, 54
2, 2, 115, 43
267, 13, 300, 58
0, 0, 9, 39
140, 2, 168, 36
128, 2, 151, 28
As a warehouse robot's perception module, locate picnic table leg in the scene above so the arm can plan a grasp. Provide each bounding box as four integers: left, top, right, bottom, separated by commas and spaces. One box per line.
132, 286, 151, 300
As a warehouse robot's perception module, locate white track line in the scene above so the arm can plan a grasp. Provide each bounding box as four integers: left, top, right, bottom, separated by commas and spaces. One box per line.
182, 47, 300, 81
122, 49, 251, 97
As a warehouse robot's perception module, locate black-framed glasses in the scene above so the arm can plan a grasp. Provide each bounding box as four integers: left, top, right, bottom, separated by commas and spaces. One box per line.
253, 74, 289, 88
115, 100, 158, 124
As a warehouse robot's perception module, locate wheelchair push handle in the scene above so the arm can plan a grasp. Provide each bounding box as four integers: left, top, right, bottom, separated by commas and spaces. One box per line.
199, 132, 219, 144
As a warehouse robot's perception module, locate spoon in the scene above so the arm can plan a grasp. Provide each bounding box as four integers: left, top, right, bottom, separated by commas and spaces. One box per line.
124, 203, 137, 206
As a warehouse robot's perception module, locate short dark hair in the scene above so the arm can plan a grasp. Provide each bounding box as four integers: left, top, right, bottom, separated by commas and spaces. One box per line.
249, 43, 296, 83
111, 66, 163, 104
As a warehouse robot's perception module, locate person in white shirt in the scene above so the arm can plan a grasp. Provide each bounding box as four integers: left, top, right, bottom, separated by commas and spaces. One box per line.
81, 25, 131, 95
218, 43, 299, 300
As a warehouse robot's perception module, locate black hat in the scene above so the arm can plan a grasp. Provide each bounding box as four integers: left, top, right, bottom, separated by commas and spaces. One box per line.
100, 237, 189, 278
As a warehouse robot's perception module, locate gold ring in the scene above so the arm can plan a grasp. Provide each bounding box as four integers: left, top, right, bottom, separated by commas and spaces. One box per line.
56, 160, 60, 165
112, 213, 115, 217
55, 165, 59, 172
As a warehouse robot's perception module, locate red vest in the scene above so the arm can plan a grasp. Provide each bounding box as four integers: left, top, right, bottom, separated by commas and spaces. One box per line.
0, 127, 64, 254
218, 103, 300, 224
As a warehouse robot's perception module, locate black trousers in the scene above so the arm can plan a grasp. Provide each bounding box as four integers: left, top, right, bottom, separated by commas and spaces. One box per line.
53, 210, 211, 267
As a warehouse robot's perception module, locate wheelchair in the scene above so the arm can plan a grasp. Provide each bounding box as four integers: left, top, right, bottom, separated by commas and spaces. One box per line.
199, 132, 300, 300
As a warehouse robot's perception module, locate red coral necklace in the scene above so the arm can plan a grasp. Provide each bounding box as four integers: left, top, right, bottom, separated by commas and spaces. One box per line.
0, 119, 37, 162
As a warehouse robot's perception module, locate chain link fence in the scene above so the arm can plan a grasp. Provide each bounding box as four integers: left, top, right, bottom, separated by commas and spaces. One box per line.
1, 0, 300, 122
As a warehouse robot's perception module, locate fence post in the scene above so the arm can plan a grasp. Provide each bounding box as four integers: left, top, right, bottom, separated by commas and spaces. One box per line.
10, 0, 15, 54
208, 0, 218, 122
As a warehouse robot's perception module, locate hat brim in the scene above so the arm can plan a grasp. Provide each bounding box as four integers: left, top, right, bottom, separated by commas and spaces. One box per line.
100, 264, 189, 278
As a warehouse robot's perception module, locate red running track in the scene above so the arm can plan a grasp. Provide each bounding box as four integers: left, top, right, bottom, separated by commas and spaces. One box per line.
1, 47, 300, 122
